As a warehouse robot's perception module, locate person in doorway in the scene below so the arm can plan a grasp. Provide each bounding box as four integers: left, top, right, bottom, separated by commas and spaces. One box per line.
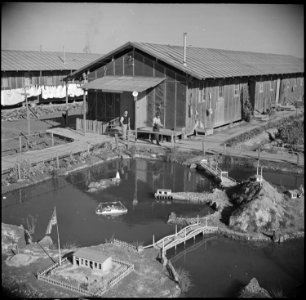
151, 111, 163, 145
120, 110, 130, 140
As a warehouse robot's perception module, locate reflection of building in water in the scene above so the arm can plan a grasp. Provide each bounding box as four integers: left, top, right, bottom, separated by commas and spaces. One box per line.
133, 172, 138, 206
73, 247, 112, 273
135, 159, 147, 183
134, 159, 213, 192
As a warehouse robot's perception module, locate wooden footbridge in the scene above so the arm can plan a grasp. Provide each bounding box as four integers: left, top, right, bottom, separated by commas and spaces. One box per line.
143, 220, 218, 259
197, 159, 237, 188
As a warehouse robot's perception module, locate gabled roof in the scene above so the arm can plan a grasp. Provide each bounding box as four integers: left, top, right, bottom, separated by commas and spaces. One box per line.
66, 41, 304, 81
74, 247, 110, 263
1, 50, 102, 71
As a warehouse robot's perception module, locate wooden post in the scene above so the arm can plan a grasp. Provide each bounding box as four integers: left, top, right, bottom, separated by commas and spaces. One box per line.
224, 144, 226, 155
171, 132, 174, 148
83, 89, 87, 136
175, 225, 177, 236
134, 94, 138, 141
296, 153, 299, 166
202, 141, 205, 156
197, 215, 199, 224
56, 153, 59, 169
127, 136, 130, 150
153, 234, 155, 245
17, 163, 21, 181
184, 228, 186, 245
205, 217, 207, 227
51, 132, 54, 147
25, 88, 30, 135
19, 136, 22, 153
87, 143, 90, 154
115, 134, 118, 149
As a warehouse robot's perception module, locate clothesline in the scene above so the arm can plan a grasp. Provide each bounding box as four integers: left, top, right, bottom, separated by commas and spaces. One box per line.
1, 83, 86, 106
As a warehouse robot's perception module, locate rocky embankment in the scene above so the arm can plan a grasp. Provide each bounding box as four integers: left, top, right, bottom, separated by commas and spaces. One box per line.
239, 278, 271, 298
169, 176, 304, 242
226, 177, 304, 236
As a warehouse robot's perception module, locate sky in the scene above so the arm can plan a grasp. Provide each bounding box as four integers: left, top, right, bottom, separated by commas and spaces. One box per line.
1, 3, 304, 58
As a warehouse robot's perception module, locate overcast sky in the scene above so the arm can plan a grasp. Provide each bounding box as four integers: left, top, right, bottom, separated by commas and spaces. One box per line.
1, 3, 304, 58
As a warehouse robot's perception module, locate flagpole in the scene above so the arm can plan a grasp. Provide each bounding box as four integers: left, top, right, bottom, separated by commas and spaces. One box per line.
55, 207, 62, 265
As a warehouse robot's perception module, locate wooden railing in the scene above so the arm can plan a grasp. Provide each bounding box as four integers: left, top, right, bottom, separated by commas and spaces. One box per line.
76, 117, 120, 135
144, 222, 218, 250
110, 238, 139, 253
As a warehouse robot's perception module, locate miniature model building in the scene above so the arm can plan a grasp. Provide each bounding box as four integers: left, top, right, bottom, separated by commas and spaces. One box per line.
73, 247, 112, 273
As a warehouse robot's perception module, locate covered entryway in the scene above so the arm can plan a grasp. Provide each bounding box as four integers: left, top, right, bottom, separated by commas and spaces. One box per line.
83, 76, 165, 130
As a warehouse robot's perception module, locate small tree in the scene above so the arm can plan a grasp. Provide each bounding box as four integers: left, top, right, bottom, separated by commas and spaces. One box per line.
240, 85, 253, 122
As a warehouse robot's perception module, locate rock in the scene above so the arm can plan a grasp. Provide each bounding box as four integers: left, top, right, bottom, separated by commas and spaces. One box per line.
239, 277, 271, 298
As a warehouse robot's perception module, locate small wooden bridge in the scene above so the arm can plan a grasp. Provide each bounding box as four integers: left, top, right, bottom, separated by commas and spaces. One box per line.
197, 159, 237, 188
143, 220, 218, 259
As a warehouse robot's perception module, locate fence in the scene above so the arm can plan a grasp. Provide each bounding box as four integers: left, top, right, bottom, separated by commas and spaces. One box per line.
93, 259, 134, 296
76, 117, 120, 135
110, 238, 139, 253
1, 131, 72, 157
37, 255, 134, 297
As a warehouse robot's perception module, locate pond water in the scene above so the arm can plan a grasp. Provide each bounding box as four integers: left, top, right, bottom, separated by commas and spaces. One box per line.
2, 158, 304, 297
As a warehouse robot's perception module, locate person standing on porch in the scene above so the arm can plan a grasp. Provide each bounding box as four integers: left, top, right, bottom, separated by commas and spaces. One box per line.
151, 111, 163, 145
120, 110, 130, 140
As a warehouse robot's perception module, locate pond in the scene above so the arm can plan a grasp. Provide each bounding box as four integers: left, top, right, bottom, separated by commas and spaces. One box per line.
2, 158, 304, 297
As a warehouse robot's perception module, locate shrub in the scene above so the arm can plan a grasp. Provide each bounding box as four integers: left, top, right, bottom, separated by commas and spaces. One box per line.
276, 119, 304, 146
177, 267, 193, 293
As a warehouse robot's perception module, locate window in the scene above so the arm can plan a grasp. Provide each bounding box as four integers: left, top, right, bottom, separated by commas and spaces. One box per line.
234, 79, 239, 97
259, 82, 263, 93
2, 76, 9, 89
218, 83, 224, 98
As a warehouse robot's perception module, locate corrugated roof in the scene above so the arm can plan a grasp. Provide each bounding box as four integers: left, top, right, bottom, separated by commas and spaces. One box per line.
74, 247, 110, 263
67, 41, 304, 81
83, 76, 165, 92
1, 50, 102, 71
133, 42, 304, 79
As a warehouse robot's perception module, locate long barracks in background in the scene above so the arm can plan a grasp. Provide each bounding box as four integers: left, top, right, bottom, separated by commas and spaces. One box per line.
1, 50, 102, 106
64, 40, 304, 135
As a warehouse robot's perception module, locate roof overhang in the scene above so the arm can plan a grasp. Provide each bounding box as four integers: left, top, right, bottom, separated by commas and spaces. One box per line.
82, 76, 165, 93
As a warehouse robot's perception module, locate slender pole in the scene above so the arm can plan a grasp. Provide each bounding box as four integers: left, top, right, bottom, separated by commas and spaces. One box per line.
25, 87, 30, 135
55, 207, 61, 265
65, 82, 68, 108
56, 153, 59, 169
19, 136, 22, 153
83, 89, 87, 136
153, 234, 155, 245
134, 95, 138, 141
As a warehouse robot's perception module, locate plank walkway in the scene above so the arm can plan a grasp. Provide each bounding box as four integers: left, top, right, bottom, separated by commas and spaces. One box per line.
197, 160, 237, 188
1, 127, 113, 173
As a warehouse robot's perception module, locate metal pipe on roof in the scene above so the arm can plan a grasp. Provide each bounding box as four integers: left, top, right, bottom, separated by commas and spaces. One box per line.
183, 33, 187, 67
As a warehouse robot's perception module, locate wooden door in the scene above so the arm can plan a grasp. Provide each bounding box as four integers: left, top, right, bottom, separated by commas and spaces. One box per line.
136, 94, 148, 128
